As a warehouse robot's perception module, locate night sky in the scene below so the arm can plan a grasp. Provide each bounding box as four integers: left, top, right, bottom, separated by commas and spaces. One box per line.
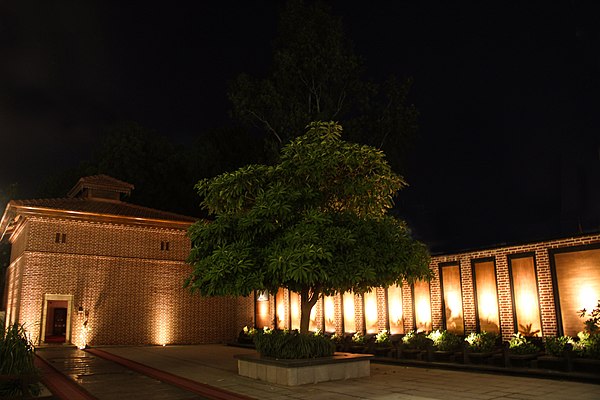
1, 1, 598, 253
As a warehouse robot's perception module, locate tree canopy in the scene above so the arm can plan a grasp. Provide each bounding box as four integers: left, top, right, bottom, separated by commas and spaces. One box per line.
185, 121, 430, 333
229, 0, 418, 172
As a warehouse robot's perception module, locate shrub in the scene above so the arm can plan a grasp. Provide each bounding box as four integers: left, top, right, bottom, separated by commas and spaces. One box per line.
584, 334, 600, 359
375, 330, 391, 345
242, 326, 258, 336
579, 300, 600, 334
508, 333, 539, 355
427, 330, 462, 352
464, 332, 497, 353
402, 330, 432, 350
572, 331, 600, 359
352, 332, 365, 344
0, 323, 40, 398
544, 336, 572, 357
253, 329, 335, 359
330, 333, 343, 345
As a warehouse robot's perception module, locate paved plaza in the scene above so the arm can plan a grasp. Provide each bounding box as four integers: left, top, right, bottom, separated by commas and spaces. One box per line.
37, 345, 600, 400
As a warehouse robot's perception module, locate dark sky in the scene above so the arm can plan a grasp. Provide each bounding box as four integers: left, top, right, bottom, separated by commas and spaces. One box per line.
1, 1, 598, 252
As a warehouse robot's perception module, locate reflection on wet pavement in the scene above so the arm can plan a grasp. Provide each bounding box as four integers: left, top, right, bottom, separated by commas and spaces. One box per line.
37, 347, 207, 400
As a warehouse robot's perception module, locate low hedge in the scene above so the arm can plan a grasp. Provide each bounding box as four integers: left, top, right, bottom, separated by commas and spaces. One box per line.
253, 329, 335, 359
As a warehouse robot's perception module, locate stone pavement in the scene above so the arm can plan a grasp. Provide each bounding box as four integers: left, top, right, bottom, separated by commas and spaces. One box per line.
37, 346, 208, 399
96, 345, 600, 400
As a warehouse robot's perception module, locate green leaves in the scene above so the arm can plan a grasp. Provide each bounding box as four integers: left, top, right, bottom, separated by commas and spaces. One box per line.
0, 323, 41, 397
186, 121, 430, 332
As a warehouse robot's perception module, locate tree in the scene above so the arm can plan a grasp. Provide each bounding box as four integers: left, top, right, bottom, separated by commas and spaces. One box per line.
39, 121, 200, 217
229, 0, 418, 172
185, 121, 430, 334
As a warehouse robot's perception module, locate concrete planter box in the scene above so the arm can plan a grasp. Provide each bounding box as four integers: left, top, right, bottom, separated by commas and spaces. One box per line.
235, 352, 373, 386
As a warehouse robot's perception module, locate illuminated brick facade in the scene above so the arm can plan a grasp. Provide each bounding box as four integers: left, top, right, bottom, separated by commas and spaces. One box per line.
1, 176, 254, 346
3, 175, 599, 346
262, 233, 600, 341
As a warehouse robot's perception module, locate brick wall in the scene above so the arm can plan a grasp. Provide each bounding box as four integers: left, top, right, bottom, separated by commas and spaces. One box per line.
28, 217, 189, 261
261, 233, 600, 341
7, 217, 254, 345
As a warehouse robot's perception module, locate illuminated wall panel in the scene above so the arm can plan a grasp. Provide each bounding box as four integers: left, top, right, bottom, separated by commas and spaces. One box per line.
387, 284, 404, 334
343, 292, 356, 332
324, 296, 336, 332
440, 263, 464, 334
364, 290, 378, 333
290, 292, 300, 330
276, 289, 286, 329
553, 248, 600, 336
473, 259, 500, 333
309, 299, 319, 332
255, 291, 271, 329
413, 280, 432, 332
509, 256, 542, 336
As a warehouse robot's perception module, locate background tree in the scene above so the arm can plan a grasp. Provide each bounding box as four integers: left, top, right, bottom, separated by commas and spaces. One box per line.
185, 121, 430, 334
229, 0, 418, 172
39, 122, 265, 218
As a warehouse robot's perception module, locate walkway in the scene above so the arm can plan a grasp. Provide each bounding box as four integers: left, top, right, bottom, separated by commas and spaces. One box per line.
37, 345, 600, 400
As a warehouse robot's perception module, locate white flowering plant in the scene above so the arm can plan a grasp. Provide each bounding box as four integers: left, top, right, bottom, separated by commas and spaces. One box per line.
375, 329, 391, 345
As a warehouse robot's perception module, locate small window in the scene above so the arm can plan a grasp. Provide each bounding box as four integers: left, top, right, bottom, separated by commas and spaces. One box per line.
160, 241, 170, 251
61, 233, 66, 243
55, 233, 60, 243
55, 233, 66, 243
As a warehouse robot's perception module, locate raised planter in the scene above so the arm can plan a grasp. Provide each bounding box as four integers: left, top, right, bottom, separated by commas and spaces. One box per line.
235, 352, 373, 386
504, 352, 539, 368
371, 345, 393, 357
432, 350, 460, 363
464, 351, 495, 364
573, 357, 600, 374
535, 355, 572, 372
399, 348, 426, 360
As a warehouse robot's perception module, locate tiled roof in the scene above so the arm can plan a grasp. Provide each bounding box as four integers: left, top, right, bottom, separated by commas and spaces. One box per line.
0, 175, 198, 240
67, 174, 134, 198
10, 197, 197, 223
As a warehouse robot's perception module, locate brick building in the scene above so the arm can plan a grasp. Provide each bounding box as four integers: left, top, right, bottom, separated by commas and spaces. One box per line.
2, 175, 599, 346
0, 175, 252, 346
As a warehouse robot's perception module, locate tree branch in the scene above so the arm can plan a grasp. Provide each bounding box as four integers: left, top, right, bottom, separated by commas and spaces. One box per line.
246, 109, 283, 144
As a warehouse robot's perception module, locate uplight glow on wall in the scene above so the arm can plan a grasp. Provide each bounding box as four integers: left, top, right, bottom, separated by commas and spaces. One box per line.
387, 284, 403, 334
440, 263, 464, 334
276, 289, 286, 329
413, 280, 432, 332
324, 296, 335, 332
509, 256, 542, 336
343, 291, 356, 332
309, 301, 319, 331
290, 292, 300, 330
364, 290, 378, 333
473, 260, 500, 333
155, 312, 172, 346
255, 291, 270, 329
553, 248, 600, 336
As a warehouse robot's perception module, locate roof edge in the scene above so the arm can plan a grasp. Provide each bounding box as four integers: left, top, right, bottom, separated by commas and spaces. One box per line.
7, 204, 196, 232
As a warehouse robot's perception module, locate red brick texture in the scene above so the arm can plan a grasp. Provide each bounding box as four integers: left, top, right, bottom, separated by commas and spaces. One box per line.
261, 233, 600, 341
4, 217, 253, 345
5, 208, 599, 345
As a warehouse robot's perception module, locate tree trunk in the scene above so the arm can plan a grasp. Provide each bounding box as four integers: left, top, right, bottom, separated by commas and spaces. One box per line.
299, 287, 320, 334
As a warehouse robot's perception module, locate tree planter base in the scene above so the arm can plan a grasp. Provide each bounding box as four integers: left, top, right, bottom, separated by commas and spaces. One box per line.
235, 353, 373, 386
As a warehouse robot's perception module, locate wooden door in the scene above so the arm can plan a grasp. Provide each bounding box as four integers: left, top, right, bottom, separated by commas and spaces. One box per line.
52, 308, 67, 336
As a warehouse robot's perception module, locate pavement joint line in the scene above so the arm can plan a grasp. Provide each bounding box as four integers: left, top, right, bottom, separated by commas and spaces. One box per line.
85, 348, 256, 400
